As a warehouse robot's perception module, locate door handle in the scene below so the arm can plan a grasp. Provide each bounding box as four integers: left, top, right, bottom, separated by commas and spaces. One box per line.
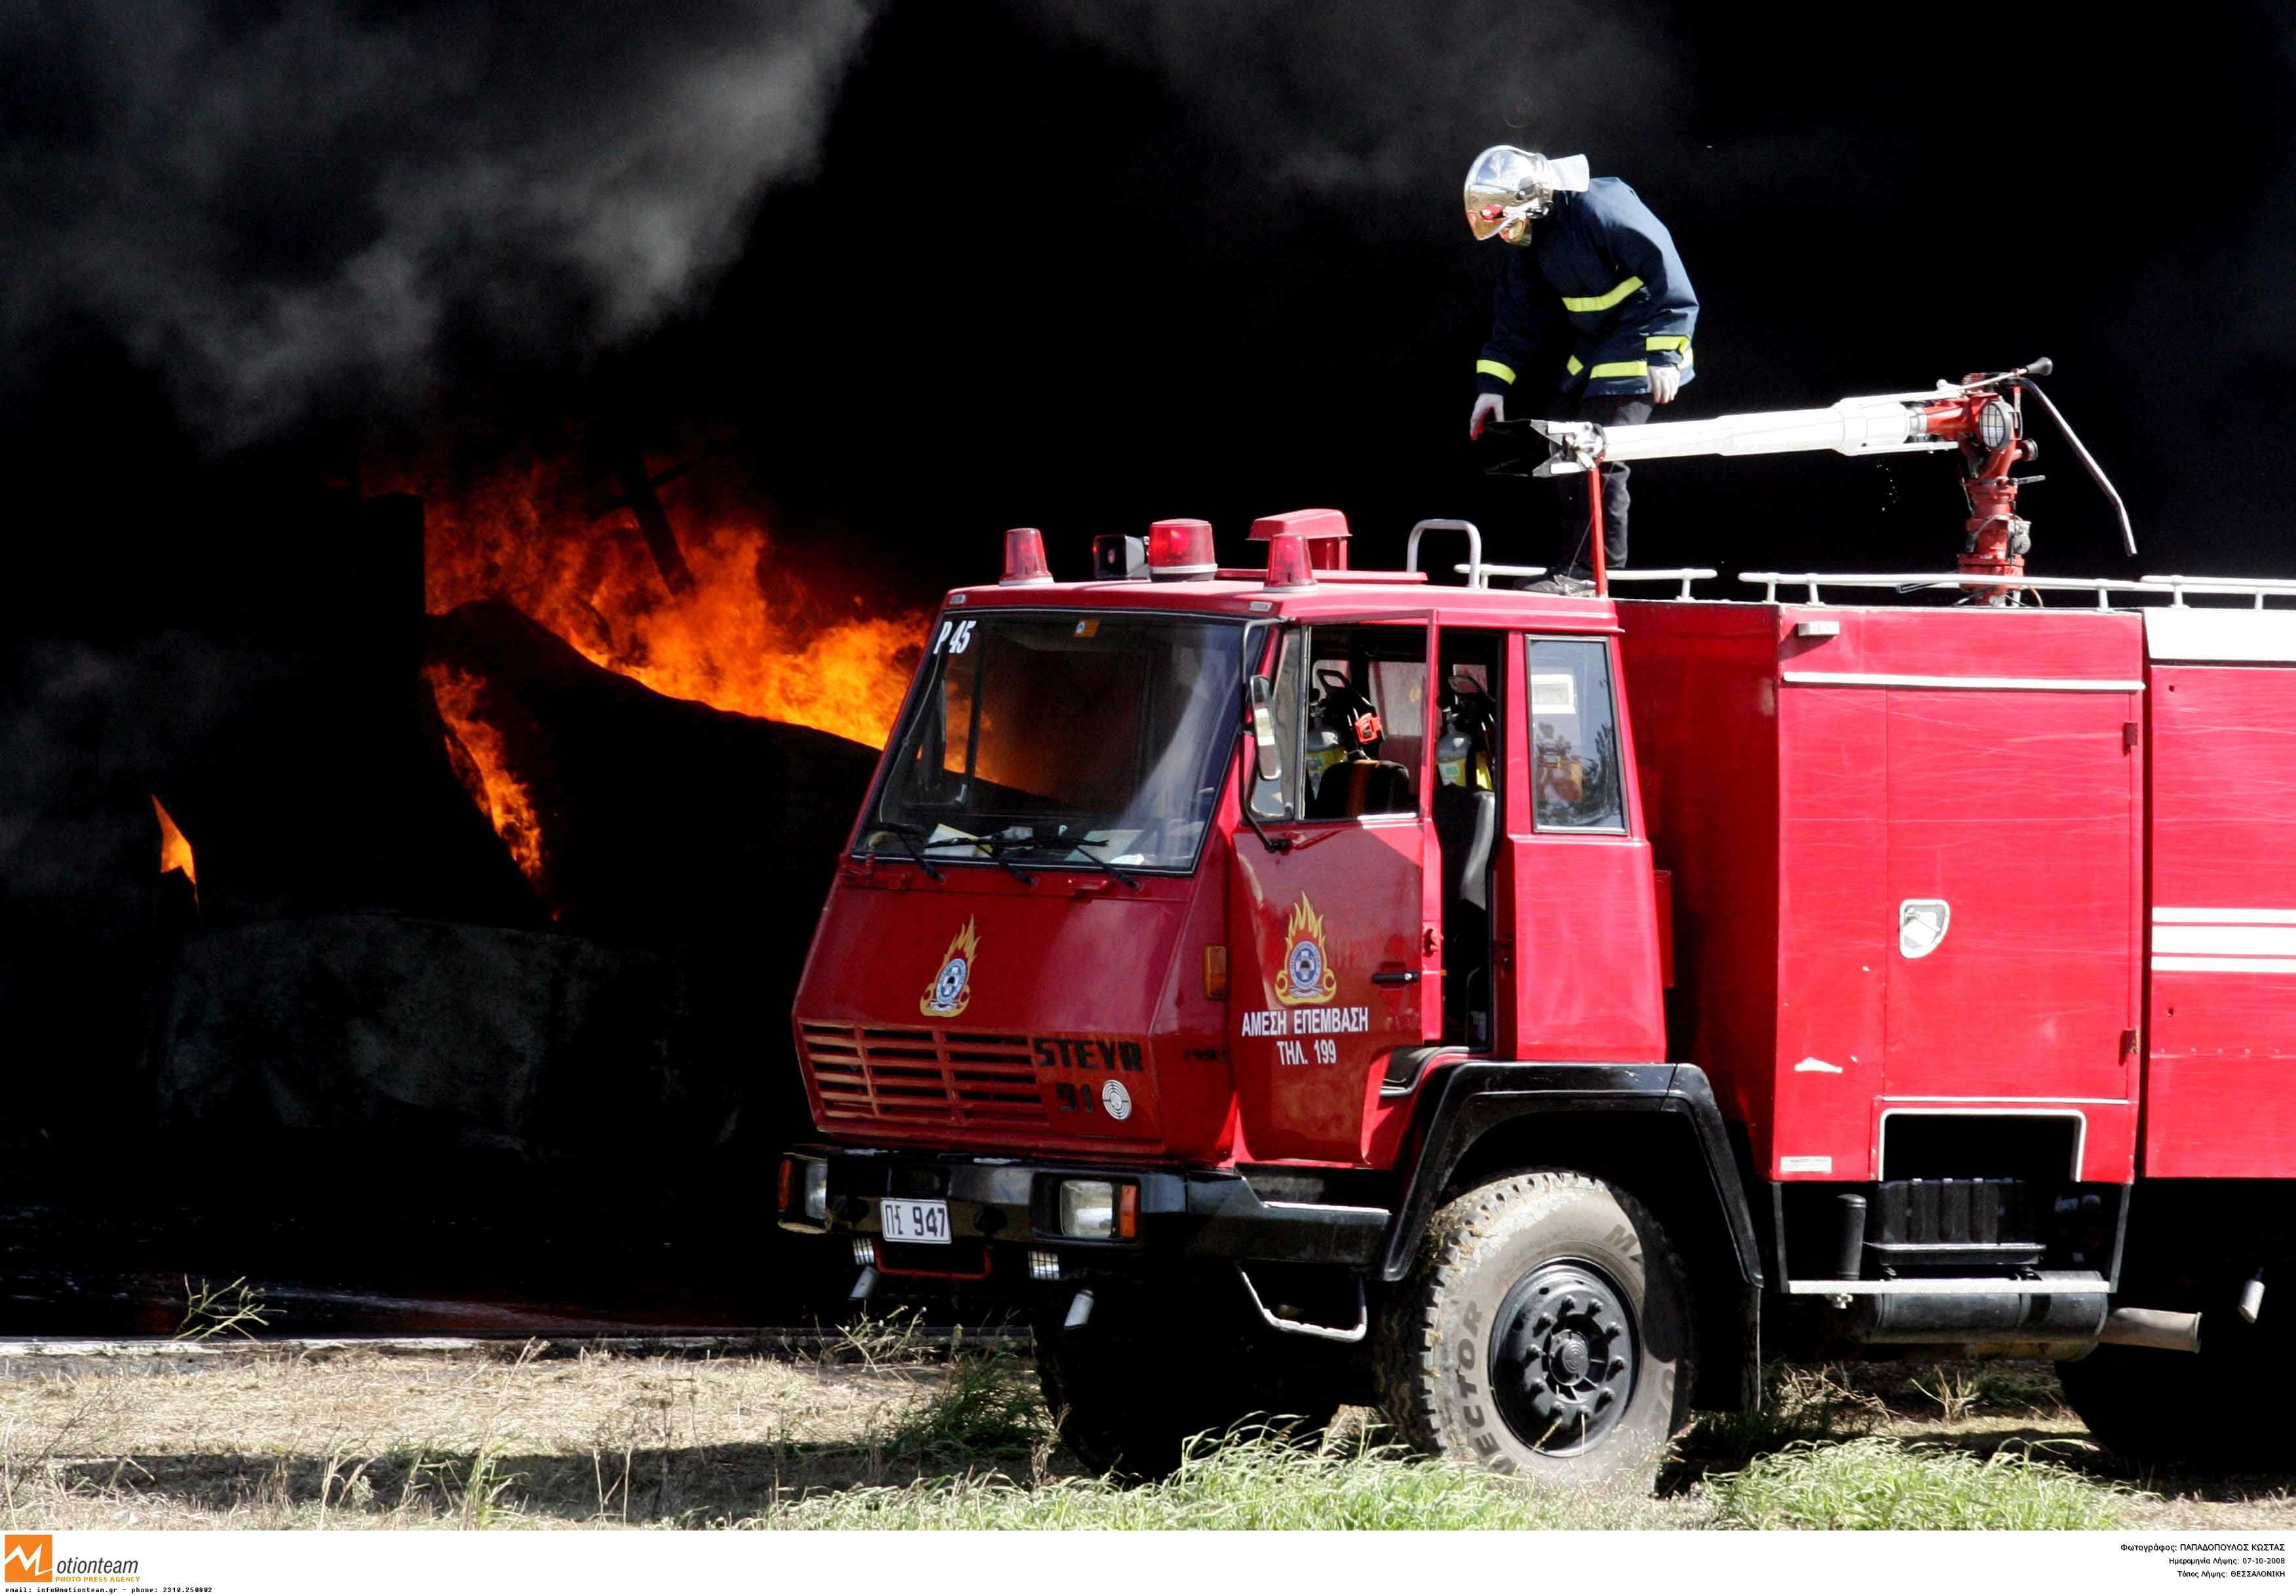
1372, 970, 1422, 987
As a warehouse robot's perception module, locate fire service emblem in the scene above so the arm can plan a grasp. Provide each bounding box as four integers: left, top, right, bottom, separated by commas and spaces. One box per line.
1275, 895, 1340, 1006
921, 917, 980, 1018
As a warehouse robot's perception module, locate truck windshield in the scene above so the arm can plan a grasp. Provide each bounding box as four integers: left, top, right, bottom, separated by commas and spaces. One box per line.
868, 612, 1246, 873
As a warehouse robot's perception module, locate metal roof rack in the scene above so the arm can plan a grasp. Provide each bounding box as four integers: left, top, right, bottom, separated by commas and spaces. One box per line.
1404, 522, 1722, 596
2141, 575, 2296, 608
1406, 531, 2296, 609
1739, 571, 2162, 607
1449, 563, 1550, 584
1440, 561, 1717, 597
1406, 520, 1508, 584
1599, 568, 1719, 599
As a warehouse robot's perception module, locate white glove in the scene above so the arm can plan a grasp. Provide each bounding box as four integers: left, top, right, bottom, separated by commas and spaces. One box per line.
1469, 392, 1506, 440
1647, 364, 1681, 406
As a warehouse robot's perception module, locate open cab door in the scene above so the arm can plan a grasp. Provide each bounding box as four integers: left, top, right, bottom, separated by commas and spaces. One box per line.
1228, 615, 1440, 1162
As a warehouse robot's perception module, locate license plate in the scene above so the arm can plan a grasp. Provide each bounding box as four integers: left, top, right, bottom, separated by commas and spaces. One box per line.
879, 1197, 951, 1245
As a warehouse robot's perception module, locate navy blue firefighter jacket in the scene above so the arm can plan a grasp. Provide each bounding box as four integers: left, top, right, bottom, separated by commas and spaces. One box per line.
1476, 178, 1698, 402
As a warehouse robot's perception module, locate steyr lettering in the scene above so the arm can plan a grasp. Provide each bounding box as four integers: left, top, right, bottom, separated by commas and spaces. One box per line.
1031, 1037, 1146, 1072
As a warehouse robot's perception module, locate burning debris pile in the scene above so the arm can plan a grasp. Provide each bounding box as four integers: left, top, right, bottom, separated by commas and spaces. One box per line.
127, 453, 913, 1175
391, 448, 922, 898
419, 599, 881, 935
418, 453, 922, 742
0, 381, 933, 1197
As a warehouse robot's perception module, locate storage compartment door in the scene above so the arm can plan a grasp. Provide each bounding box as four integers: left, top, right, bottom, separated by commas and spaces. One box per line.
1881, 685, 2141, 1160
2146, 656, 2296, 1177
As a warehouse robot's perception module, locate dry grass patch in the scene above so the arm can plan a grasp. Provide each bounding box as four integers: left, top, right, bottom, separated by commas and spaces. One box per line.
0, 1342, 951, 1529
0, 1344, 2288, 1531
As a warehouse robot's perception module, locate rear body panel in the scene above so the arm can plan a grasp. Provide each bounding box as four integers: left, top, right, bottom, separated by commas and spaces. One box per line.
2143, 610, 2296, 1178
1621, 601, 2145, 1184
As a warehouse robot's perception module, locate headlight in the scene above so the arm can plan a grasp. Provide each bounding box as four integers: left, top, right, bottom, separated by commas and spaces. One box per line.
803, 1160, 830, 1224
1057, 1180, 1115, 1239
1055, 1179, 1138, 1240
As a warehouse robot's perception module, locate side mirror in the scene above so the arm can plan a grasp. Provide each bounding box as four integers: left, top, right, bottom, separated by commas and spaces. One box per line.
1248, 674, 1282, 784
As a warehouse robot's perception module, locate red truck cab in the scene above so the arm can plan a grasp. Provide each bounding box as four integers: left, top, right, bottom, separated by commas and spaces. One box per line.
790, 519, 1668, 1164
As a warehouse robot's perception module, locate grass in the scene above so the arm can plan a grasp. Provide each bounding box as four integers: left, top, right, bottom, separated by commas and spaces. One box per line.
174, 1276, 272, 1342
1712, 1437, 2134, 1530
0, 1342, 2279, 1532
760, 1429, 1678, 1531
879, 1352, 1048, 1465
1677, 1363, 1886, 1460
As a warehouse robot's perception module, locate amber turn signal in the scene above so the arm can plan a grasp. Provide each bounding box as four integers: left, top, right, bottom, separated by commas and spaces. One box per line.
1203, 944, 1229, 1001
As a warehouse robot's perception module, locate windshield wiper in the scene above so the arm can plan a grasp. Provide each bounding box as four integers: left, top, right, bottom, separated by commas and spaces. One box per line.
1062, 840, 1143, 891
877, 822, 1039, 884
937, 832, 1039, 886
862, 820, 945, 882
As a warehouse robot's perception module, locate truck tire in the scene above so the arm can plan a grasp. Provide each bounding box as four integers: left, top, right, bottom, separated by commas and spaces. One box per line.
1033, 1281, 1343, 1481
1377, 1170, 1694, 1490
2059, 1301, 2292, 1466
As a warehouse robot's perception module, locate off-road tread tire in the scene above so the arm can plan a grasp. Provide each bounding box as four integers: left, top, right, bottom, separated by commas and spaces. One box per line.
2059, 1314, 2295, 1467
1375, 1169, 1695, 1489
1033, 1285, 1343, 1481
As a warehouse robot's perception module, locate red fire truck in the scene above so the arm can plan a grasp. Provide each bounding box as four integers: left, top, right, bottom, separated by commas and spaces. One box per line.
778, 368, 2292, 1485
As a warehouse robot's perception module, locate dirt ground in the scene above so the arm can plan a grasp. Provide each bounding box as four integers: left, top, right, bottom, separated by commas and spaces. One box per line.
0, 1342, 2287, 1530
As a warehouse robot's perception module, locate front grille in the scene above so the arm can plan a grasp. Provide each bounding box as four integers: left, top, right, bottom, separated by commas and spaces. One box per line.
799, 1022, 1046, 1128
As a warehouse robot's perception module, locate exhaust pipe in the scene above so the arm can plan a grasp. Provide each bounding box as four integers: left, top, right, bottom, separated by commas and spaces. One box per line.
2096, 1306, 2201, 1354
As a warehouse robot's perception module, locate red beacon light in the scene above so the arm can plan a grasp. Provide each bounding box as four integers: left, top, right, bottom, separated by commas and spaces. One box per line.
1146, 518, 1217, 581
1248, 508, 1349, 572
1263, 532, 1316, 592
1252, 508, 1345, 591
1000, 526, 1053, 586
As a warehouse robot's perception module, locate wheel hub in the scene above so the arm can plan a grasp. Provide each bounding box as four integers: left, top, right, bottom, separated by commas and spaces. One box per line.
1489, 1259, 1638, 1455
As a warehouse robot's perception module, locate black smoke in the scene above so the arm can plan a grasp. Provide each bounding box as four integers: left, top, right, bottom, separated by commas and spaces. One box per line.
1, 0, 873, 446
11, 0, 2296, 578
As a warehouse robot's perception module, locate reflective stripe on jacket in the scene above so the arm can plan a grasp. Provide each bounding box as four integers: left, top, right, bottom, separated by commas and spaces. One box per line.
1475, 178, 1698, 401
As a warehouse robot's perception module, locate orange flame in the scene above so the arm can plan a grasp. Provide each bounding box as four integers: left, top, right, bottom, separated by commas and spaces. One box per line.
152, 795, 197, 896
389, 453, 926, 890
414, 456, 923, 745
425, 663, 548, 894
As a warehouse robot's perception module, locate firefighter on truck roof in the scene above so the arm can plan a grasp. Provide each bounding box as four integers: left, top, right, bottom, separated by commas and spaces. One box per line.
1464, 146, 1699, 591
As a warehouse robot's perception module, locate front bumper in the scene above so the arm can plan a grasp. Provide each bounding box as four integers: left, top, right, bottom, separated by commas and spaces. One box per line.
776, 1146, 1390, 1276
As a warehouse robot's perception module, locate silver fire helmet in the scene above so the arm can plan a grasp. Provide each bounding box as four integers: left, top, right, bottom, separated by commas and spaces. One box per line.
1464, 146, 1591, 245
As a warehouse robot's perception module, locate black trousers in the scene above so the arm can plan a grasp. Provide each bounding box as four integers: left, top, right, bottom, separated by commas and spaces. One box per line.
1552, 392, 1653, 573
